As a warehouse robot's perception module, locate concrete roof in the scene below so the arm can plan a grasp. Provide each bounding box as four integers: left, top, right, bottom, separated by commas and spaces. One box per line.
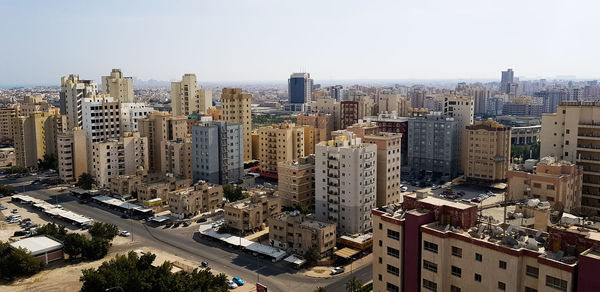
10, 235, 63, 256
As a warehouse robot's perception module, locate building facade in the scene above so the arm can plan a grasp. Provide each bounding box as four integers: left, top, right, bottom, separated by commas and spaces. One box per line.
288, 72, 313, 105
89, 132, 148, 187
221, 88, 252, 161
269, 211, 336, 256
224, 193, 281, 234
465, 118, 511, 183
60, 74, 98, 129
101, 69, 134, 103
168, 181, 223, 219
138, 111, 188, 172
443, 95, 474, 173
171, 73, 211, 116
81, 95, 121, 143
119, 103, 154, 132
340, 101, 359, 129
277, 155, 315, 208
57, 128, 88, 183
13, 111, 66, 168
257, 121, 305, 176
160, 137, 193, 180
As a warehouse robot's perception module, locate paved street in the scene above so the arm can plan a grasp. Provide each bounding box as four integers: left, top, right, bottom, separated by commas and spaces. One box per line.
1, 175, 372, 292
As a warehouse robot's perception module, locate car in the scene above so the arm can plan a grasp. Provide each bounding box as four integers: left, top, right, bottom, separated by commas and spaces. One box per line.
197, 218, 207, 223
232, 277, 244, 286
471, 197, 482, 203
165, 222, 173, 228
183, 221, 191, 227
11, 209, 18, 214
201, 261, 208, 268
400, 186, 408, 192
55, 204, 64, 210
331, 266, 345, 275
431, 185, 441, 190
119, 231, 131, 237
0, 205, 6, 210
121, 213, 130, 219
13, 230, 30, 237
173, 222, 181, 228
226, 280, 238, 289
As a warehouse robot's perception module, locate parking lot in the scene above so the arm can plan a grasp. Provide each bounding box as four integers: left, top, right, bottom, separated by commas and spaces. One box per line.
401, 180, 506, 208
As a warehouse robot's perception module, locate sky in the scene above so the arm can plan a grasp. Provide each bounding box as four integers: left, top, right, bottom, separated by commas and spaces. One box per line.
1, 0, 599, 86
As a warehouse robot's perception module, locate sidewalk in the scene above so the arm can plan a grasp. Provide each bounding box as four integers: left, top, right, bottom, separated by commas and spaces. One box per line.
304, 253, 372, 279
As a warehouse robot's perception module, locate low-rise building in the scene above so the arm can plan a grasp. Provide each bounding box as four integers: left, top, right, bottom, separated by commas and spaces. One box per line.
136, 177, 193, 204
168, 181, 223, 219
10, 235, 64, 264
224, 193, 281, 234
277, 155, 315, 208
269, 211, 336, 257
160, 137, 192, 180
0, 147, 15, 167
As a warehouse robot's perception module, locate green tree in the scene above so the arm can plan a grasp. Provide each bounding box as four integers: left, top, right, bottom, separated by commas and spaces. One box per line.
76, 173, 95, 190
223, 184, 247, 202
0, 241, 44, 281
0, 185, 16, 196
35, 223, 68, 241
82, 238, 110, 260
8, 166, 28, 174
63, 233, 87, 260
38, 153, 58, 171
88, 222, 119, 241
304, 246, 320, 264
314, 287, 327, 292
345, 276, 363, 292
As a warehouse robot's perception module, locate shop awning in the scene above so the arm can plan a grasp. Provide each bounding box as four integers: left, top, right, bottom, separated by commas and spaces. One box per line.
334, 247, 360, 259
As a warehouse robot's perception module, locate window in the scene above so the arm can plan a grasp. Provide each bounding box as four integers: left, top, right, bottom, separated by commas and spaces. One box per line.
547, 185, 555, 190
499, 260, 507, 269
452, 246, 462, 258
498, 282, 506, 291
450, 285, 461, 292
525, 287, 538, 292
387, 264, 399, 276
451, 265, 462, 277
387, 229, 400, 240
533, 183, 542, 188
422, 279, 437, 291
526, 265, 539, 278
379, 223, 382, 230
378, 274, 382, 281
474, 273, 482, 282
424, 241, 438, 253
387, 247, 400, 258
546, 275, 567, 291
386, 282, 399, 292
378, 257, 382, 264
423, 260, 437, 273
475, 253, 482, 262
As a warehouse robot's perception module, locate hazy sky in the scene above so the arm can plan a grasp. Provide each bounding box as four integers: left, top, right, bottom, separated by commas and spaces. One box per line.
1, 0, 599, 86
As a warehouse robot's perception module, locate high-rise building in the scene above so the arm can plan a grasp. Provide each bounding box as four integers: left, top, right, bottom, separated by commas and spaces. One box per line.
81, 95, 121, 143
315, 131, 377, 234
60, 74, 98, 129
297, 113, 334, 156
507, 157, 582, 212
171, 74, 211, 116
407, 114, 460, 180
541, 101, 600, 214
311, 97, 341, 130
257, 121, 305, 177
57, 128, 88, 183
364, 133, 402, 206
501, 68, 514, 94
377, 94, 411, 117
138, 111, 188, 172
13, 111, 66, 168
465, 118, 511, 183
277, 155, 315, 208
288, 73, 313, 104
119, 103, 154, 132
221, 88, 252, 162
0, 105, 19, 142
443, 95, 474, 173
192, 121, 244, 185
340, 101, 359, 129
19, 94, 52, 117
364, 113, 409, 166
101, 69, 134, 103
161, 137, 193, 180
89, 132, 148, 187
409, 91, 426, 109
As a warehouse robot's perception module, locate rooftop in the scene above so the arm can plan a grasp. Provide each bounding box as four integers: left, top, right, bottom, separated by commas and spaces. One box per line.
11, 235, 63, 256
404, 192, 473, 210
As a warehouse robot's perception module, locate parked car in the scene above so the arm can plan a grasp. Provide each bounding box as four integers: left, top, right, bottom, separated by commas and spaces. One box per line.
201, 261, 208, 268
121, 214, 130, 219
471, 197, 482, 203
0, 205, 7, 210
11, 209, 18, 214
226, 280, 238, 289
330, 266, 345, 275
119, 231, 131, 237
183, 221, 191, 227
197, 218, 207, 223
232, 277, 244, 286
400, 186, 408, 192
13, 230, 30, 237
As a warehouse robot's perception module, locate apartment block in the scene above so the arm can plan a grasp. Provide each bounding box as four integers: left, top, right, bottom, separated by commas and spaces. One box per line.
269, 211, 336, 256
171, 73, 211, 116
377, 94, 411, 117
168, 181, 223, 219
60, 74, 98, 129
364, 112, 409, 166
257, 121, 305, 177
57, 128, 88, 183
0, 105, 18, 142
160, 137, 192, 180
138, 111, 188, 172
101, 69, 134, 103
81, 95, 121, 143
20, 94, 52, 117
540, 101, 600, 214
340, 101, 359, 129
297, 113, 334, 155
443, 95, 474, 173
277, 155, 315, 208
221, 88, 252, 162
512, 125, 541, 145
192, 121, 244, 185
345, 121, 379, 138
364, 133, 402, 206
136, 177, 193, 204
508, 157, 583, 213
120, 103, 154, 132
224, 193, 281, 234
407, 114, 459, 180
315, 131, 377, 234
372, 192, 595, 292
465, 118, 511, 183
89, 132, 148, 187
311, 97, 341, 130
13, 112, 66, 168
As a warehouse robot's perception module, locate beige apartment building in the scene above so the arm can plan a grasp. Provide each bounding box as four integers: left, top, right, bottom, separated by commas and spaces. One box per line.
345, 121, 380, 138
508, 157, 583, 212
89, 132, 148, 187
277, 155, 315, 208
257, 121, 305, 176
224, 193, 281, 234
221, 88, 252, 161
377, 93, 411, 117
135, 177, 192, 204
102, 69, 134, 103
138, 111, 188, 172
268, 211, 336, 256
109, 174, 144, 198
0, 105, 18, 142
251, 131, 260, 160
13, 111, 66, 168
160, 137, 192, 179
168, 181, 223, 219
297, 113, 334, 155
57, 128, 88, 183
443, 95, 474, 173
465, 118, 511, 183
311, 97, 341, 130
171, 73, 211, 116
541, 101, 600, 214
20, 94, 52, 117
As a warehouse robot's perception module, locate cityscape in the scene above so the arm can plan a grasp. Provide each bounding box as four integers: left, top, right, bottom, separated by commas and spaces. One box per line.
2, 1, 600, 292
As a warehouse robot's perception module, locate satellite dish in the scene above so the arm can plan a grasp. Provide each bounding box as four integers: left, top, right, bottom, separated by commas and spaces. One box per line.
550, 202, 564, 224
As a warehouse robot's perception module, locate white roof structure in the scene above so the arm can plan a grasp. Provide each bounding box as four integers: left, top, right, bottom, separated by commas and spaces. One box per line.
93, 195, 144, 211
198, 224, 286, 261
10, 235, 63, 256
284, 255, 307, 266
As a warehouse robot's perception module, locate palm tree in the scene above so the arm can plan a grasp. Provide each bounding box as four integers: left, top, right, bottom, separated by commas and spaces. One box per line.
314, 287, 327, 292
345, 276, 363, 292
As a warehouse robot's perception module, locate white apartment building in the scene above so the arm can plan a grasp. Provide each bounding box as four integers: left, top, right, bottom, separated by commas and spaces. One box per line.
90, 132, 148, 187
315, 131, 377, 234
82, 95, 121, 143
120, 103, 154, 132
102, 69, 134, 103
60, 74, 98, 129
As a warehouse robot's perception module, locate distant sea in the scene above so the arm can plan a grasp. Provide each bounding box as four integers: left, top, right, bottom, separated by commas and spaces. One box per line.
0, 84, 58, 89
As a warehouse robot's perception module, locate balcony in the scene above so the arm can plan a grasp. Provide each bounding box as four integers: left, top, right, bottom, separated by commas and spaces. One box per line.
578, 133, 600, 141
583, 180, 600, 188
577, 156, 600, 164
577, 144, 600, 152
579, 122, 600, 129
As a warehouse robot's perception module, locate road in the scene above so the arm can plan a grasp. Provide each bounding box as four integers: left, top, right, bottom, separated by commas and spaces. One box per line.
2, 175, 372, 292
